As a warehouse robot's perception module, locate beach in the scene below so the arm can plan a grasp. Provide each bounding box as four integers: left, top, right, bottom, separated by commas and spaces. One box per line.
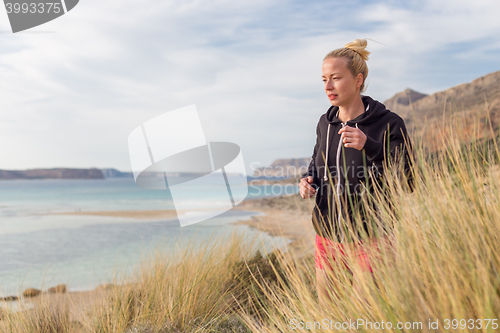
0, 192, 317, 329
232, 193, 317, 257
54, 192, 317, 257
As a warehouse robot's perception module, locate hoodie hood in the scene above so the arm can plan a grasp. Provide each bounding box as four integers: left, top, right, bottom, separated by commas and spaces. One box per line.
325, 95, 390, 125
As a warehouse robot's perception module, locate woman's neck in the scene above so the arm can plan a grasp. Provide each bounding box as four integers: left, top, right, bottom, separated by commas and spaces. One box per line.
337, 96, 365, 123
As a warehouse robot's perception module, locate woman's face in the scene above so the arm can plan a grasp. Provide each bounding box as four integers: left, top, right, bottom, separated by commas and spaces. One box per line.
322, 57, 363, 107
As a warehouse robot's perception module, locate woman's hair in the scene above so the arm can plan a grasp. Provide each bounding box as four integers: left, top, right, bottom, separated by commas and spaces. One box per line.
324, 39, 370, 92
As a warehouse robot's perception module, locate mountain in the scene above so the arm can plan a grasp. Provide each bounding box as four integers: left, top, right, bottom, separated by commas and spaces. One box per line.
0, 168, 104, 180
384, 70, 500, 151
384, 88, 428, 111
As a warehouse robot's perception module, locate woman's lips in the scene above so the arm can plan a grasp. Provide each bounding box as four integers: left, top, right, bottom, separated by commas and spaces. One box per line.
328, 94, 337, 100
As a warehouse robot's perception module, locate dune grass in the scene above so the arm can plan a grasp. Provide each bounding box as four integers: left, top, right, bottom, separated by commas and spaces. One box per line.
235, 104, 500, 332
1, 298, 71, 333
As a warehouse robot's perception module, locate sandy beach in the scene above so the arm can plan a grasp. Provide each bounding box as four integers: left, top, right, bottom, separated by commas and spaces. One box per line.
232, 193, 317, 258
52, 193, 317, 257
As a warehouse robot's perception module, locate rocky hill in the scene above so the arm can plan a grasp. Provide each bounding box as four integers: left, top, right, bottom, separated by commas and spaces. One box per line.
384, 88, 428, 110
100, 168, 133, 178
0, 168, 104, 180
384, 71, 500, 151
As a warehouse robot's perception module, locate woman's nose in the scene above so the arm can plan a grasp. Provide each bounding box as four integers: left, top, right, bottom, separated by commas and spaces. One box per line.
325, 79, 334, 90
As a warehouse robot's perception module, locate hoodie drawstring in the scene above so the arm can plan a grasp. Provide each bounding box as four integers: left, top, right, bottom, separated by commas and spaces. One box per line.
323, 124, 331, 182
335, 121, 347, 242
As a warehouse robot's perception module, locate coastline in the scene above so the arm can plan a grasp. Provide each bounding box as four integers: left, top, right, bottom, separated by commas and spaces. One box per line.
49, 194, 317, 257
0, 193, 316, 328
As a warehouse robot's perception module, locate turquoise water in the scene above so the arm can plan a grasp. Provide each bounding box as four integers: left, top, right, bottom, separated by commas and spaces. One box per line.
0, 177, 299, 298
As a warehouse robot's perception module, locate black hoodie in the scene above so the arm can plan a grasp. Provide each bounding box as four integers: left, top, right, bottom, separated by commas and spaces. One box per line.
301, 95, 415, 243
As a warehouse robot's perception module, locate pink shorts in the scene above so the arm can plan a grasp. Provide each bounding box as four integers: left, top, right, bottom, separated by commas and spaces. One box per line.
315, 234, 395, 272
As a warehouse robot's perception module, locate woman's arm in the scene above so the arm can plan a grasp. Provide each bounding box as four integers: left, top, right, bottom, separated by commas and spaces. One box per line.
301, 119, 322, 188
300, 117, 325, 199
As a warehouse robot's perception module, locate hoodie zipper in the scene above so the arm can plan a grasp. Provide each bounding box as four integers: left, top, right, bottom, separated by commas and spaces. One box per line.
323, 109, 347, 243
322, 105, 369, 243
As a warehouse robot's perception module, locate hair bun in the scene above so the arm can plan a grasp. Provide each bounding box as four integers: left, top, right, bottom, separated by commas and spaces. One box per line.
344, 39, 370, 61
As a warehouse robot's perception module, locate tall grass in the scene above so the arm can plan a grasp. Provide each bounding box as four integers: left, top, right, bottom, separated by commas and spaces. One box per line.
236, 103, 500, 332
1, 298, 71, 333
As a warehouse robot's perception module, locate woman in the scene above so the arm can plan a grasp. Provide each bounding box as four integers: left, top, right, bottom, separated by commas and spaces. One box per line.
299, 39, 415, 306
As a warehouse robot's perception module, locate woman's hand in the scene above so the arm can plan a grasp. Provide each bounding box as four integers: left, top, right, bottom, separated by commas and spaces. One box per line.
338, 125, 367, 150
299, 176, 316, 199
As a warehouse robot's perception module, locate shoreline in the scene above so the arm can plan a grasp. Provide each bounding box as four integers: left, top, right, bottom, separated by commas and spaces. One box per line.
0, 193, 316, 327
7, 196, 310, 295
51, 209, 181, 219
231, 194, 316, 258
47, 194, 317, 255
46, 194, 316, 256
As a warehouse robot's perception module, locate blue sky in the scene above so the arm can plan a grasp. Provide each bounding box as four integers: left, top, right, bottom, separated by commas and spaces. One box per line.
0, 0, 499, 175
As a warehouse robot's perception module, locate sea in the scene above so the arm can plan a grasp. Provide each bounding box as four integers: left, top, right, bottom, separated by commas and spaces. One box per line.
0, 175, 299, 300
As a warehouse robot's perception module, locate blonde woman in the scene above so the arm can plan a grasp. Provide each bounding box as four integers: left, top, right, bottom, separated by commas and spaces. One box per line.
299, 39, 415, 305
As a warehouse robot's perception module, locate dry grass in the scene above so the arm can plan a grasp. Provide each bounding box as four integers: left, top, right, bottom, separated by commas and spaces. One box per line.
235, 100, 500, 332
88, 228, 288, 333
1, 299, 72, 333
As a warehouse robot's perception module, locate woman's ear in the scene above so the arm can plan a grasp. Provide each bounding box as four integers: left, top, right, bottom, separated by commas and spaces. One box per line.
356, 73, 364, 88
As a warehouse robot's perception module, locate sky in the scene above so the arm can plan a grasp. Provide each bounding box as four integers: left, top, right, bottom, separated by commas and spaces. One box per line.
0, 0, 499, 176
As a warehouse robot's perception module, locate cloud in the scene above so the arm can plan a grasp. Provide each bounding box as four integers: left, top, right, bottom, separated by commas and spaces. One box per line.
0, 0, 498, 173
